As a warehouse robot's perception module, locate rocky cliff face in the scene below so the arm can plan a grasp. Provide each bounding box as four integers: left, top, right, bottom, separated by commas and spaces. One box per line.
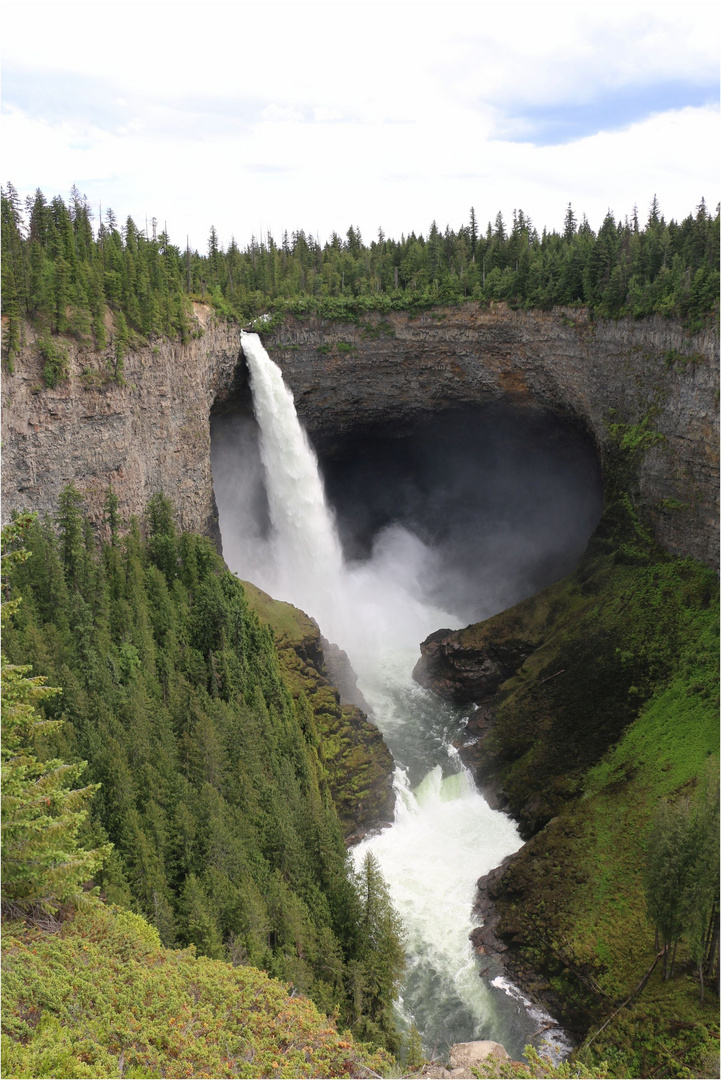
3, 304, 718, 568
264, 307, 718, 569
2, 306, 241, 543
240, 581, 394, 839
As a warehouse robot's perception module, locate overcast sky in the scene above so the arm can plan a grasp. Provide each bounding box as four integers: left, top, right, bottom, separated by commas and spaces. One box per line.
3, 1, 719, 251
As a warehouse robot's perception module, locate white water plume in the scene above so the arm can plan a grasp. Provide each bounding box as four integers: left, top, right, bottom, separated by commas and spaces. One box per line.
237, 331, 457, 675
216, 332, 567, 1060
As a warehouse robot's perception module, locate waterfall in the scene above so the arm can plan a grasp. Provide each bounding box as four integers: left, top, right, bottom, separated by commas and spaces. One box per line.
240, 330, 344, 618
237, 331, 458, 669
224, 332, 570, 1061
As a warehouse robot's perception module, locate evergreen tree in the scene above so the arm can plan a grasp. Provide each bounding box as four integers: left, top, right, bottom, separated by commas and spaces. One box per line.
644, 771, 720, 986
1, 516, 110, 913
2, 184, 718, 342
469, 207, 478, 256
1, 495, 406, 1050
563, 202, 577, 242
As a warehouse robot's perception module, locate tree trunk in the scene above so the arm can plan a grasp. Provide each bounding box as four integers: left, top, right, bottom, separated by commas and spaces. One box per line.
705, 911, 719, 992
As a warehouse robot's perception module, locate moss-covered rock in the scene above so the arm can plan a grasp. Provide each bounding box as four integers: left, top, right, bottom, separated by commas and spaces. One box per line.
240, 581, 394, 838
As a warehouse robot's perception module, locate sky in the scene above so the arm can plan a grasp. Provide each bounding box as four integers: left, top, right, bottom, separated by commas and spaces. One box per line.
2, 1, 719, 251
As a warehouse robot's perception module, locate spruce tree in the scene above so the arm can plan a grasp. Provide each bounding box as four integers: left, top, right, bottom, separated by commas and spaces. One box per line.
1, 516, 110, 913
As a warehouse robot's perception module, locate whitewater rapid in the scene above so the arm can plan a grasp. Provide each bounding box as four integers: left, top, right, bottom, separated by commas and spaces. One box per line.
217, 331, 570, 1060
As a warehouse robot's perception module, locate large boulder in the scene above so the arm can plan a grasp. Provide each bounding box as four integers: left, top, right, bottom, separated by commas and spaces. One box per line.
449, 1041, 511, 1069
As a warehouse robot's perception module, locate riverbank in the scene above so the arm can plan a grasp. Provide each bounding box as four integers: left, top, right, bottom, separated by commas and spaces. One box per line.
419, 491, 719, 1077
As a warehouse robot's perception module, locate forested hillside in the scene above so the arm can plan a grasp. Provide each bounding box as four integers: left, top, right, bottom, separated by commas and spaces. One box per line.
1, 496, 404, 1054
2, 184, 718, 372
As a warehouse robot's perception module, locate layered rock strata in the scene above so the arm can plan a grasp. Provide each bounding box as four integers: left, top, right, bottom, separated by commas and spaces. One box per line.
265, 307, 719, 568
2, 304, 718, 569
2, 306, 241, 544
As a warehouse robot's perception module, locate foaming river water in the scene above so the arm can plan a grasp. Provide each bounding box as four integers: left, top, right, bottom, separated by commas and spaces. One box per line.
213, 332, 571, 1062
351, 649, 569, 1060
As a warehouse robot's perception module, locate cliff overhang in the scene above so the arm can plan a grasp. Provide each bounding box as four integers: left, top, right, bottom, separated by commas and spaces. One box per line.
2, 304, 718, 570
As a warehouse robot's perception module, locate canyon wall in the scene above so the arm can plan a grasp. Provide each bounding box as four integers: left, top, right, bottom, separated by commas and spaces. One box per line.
2, 306, 240, 543
2, 304, 718, 566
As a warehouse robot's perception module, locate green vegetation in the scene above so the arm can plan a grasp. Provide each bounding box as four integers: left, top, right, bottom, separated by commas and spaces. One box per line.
474, 1046, 611, 1078
644, 767, 719, 991
662, 348, 706, 370
37, 336, 69, 388
2, 185, 718, 369
1, 906, 394, 1079
468, 473, 719, 1076
1, 496, 405, 1054
240, 581, 394, 836
1, 514, 110, 915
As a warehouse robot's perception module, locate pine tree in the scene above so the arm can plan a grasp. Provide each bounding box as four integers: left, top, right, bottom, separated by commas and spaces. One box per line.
563, 202, 577, 242
353, 852, 406, 1049
469, 207, 478, 256
57, 483, 85, 583
1, 517, 110, 913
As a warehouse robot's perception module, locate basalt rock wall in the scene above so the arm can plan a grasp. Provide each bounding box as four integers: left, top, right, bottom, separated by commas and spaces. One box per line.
3, 304, 718, 567
264, 306, 719, 569
2, 306, 242, 542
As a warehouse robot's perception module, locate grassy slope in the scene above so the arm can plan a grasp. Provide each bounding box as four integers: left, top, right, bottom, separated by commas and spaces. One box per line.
471, 507, 719, 1077
1, 906, 392, 1080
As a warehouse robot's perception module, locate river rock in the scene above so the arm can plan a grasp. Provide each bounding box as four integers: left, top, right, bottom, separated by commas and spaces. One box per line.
450, 1040, 512, 1068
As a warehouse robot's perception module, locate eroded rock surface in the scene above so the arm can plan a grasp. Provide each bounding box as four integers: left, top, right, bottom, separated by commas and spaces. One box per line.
3, 305, 718, 570
413, 626, 538, 704
421, 1039, 513, 1078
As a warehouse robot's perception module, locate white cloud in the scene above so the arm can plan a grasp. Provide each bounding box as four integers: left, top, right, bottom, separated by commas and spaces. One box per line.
2, 1, 719, 247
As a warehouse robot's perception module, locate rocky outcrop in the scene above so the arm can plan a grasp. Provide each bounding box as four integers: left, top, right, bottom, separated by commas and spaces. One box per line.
320, 637, 370, 713
2, 304, 718, 569
413, 579, 555, 709
422, 1040, 513, 1078
240, 580, 394, 839
413, 626, 538, 704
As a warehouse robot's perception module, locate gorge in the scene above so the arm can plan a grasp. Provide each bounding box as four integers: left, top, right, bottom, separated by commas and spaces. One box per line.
213, 331, 603, 1059
2, 303, 718, 1075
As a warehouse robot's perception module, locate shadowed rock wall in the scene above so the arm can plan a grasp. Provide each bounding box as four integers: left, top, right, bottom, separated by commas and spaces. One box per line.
265, 307, 718, 568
